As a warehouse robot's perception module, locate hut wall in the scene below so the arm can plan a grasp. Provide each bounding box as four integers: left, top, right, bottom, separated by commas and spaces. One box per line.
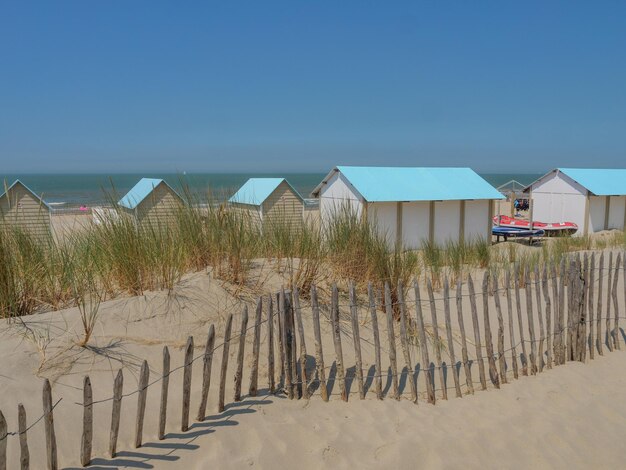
464, 200, 490, 242
588, 196, 607, 233
262, 181, 303, 228
135, 183, 182, 228
230, 203, 262, 227
607, 196, 626, 230
369, 202, 397, 247
0, 184, 50, 239
433, 200, 461, 244
401, 202, 430, 249
319, 171, 363, 221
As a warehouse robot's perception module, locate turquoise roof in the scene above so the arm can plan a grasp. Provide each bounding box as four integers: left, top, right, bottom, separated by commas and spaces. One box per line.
558, 168, 626, 196
314, 166, 504, 202
229, 178, 302, 205
118, 178, 168, 209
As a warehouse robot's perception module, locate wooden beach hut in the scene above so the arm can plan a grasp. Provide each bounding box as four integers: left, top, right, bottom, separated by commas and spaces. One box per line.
229, 178, 304, 229
524, 168, 626, 236
0, 180, 51, 239
118, 178, 183, 226
311, 166, 504, 248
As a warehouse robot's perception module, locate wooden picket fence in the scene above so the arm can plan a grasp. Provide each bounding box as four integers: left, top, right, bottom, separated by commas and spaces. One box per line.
0, 250, 624, 469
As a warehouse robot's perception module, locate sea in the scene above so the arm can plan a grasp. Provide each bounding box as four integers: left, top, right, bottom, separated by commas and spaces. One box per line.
0, 173, 542, 208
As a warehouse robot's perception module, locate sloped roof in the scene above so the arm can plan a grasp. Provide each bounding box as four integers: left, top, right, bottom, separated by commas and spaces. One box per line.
312, 166, 504, 202
0, 180, 50, 209
557, 168, 626, 196
118, 178, 181, 210
229, 178, 303, 206
497, 180, 526, 194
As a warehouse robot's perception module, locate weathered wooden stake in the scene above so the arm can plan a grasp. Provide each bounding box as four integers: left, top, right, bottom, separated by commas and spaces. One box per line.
134, 360, 149, 448
505, 271, 519, 380
384, 282, 400, 400
542, 268, 553, 369
612, 253, 621, 350
292, 288, 309, 398
331, 283, 348, 401
218, 313, 233, 412
398, 282, 417, 402
596, 253, 604, 356
534, 266, 546, 371
482, 272, 500, 388
455, 279, 474, 394
280, 289, 296, 399
579, 254, 589, 361
43, 379, 57, 470
588, 253, 595, 360
109, 369, 123, 456
550, 264, 559, 367
427, 279, 448, 399
558, 257, 566, 364
249, 299, 262, 397
267, 296, 275, 393
468, 275, 487, 390
514, 267, 529, 374
159, 347, 170, 439
444, 277, 463, 396
276, 293, 285, 388
80, 376, 93, 467
606, 252, 614, 352
234, 307, 248, 402
349, 282, 366, 400
525, 270, 538, 374
18, 403, 29, 470
368, 283, 383, 400
181, 336, 194, 431
415, 281, 437, 402
197, 325, 215, 421
311, 285, 329, 401
491, 274, 507, 384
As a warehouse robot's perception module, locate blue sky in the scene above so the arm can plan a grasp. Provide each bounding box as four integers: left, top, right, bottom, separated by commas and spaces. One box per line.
1, 1, 625, 173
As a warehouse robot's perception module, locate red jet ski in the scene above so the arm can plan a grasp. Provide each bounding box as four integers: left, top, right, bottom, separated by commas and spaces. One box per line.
493, 215, 578, 236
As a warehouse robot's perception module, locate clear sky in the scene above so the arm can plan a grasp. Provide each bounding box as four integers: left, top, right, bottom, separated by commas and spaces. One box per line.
1, 1, 625, 174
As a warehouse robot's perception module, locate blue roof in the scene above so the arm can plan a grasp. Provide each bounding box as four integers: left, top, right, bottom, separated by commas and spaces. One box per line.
118, 178, 171, 209
229, 178, 303, 205
0, 180, 50, 209
558, 168, 626, 196
313, 166, 504, 202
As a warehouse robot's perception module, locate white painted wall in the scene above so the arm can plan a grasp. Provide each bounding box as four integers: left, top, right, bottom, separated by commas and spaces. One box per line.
531, 171, 588, 235
319, 171, 363, 222
589, 196, 606, 233
608, 196, 626, 230
401, 202, 430, 249
369, 202, 397, 247
464, 200, 489, 242
434, 200, 461, 244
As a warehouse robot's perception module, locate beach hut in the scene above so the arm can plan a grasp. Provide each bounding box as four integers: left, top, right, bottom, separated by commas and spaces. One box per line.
0, 180, 51, 239
118, 178, 183, 226
311, 166, 504, 248
524, 168, 626, 236
229, 178, 304, 228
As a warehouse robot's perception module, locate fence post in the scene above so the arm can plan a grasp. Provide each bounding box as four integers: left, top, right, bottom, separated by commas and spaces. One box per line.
514, 267, 529, 375
542, 268, 553, 369
468, 275, 487, 390
427, 279, 448, 398
534, 266, 546, 371
181, 336, 194, 431
80, 376, 93, 467
197, 325, 215, 421
482, 272, 500, 388
43, 379, 57, 470
444, 277, 463, 396
384, 282, 400, 400
606, 253, 614, 352
505, 271, 519, 379
249, 298, 263, 397
292, 288, 309, 399
455, 279, 474, 394
588, 253, 595, 360
18, 404, 29, 470
158, 347, 170, 439
331, 284, 348, 401
398, 281, 417, 402
558, 257, 567, 364
596, 253, 604, 356
109, 369, 123, 457
280, 290, 294, 399
349, 282, 366, 400
311, 285, 329, 401
579, 254, 589, 361
367, 283, 383, 400
134, 360, 149, 448
234, 308, 249, 402
492, 274, 507, 384
612, 253, 621, 350
218, 314, 233, 413
524, 270, 538, 374
267, 296, 276, 394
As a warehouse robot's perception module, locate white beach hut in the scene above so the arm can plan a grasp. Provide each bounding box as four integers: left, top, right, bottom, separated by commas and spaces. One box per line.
524, 168, 626, 236
311, 166, 504, 248
229, 178, 304, 229
118, 178, 184, 226
0, 180, 51, 239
